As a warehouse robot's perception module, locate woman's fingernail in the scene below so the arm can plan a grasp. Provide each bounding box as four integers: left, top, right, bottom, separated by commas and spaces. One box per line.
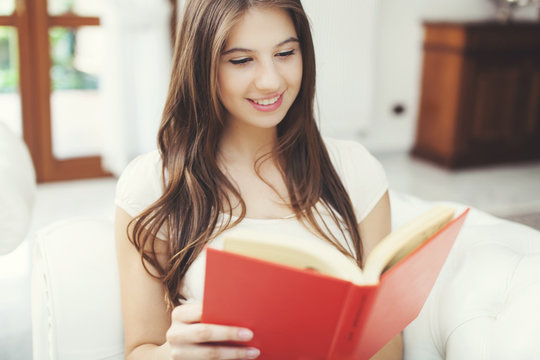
238, 329, 253, 340
247, 347, 260, 358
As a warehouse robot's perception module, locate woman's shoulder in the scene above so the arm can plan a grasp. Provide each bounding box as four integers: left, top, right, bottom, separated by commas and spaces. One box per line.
323, 137, 380, 171
323, 136, 368, 152
115, 150, 163, 217
323, 137, 388, 221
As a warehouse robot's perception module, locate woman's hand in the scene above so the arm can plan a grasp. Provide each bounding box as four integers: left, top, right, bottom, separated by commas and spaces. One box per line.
166, 303, 261, 359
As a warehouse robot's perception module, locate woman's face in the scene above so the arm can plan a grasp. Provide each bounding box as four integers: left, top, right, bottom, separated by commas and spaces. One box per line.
217, 6, 303, 131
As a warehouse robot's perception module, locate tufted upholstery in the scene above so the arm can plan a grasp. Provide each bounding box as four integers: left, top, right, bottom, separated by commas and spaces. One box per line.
401, 197, 540, 359
0, 123, 36, 254
30, 191, 540, 359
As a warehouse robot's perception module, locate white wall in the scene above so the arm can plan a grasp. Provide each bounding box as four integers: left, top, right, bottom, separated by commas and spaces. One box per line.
303, 0, 378, 140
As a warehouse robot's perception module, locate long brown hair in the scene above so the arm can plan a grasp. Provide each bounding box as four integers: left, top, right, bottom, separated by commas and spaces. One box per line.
130, 0, 363, 307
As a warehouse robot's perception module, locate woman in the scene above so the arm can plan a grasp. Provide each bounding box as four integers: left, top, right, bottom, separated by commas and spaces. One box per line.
115, 0, 402, 359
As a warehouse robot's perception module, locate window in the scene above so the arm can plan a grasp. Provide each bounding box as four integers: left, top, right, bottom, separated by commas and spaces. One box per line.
0, 0, 106, 181
1, 0, 177, 182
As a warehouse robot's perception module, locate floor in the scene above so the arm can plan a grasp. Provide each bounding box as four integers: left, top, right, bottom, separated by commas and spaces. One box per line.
1, 152, 540, 360
380, 153, 540, 218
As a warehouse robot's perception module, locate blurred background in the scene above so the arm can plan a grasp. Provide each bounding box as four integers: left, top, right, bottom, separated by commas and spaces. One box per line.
1, 0, 539, 359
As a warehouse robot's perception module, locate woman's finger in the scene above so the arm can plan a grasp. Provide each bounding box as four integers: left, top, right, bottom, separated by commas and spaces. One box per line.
171, 303, 203, 324
168, 322, 254, 344
170, 344, 260, 360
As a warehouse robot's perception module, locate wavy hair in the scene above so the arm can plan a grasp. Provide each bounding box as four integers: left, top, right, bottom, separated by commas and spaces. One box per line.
130, 0, 363, 307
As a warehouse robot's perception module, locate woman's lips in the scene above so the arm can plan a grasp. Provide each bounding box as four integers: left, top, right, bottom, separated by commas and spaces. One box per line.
247, 93, 283, 112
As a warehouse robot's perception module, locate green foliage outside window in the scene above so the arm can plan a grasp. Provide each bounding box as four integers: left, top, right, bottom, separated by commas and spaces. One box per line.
50, 27, 98, 90
0, 27, 98, 93
0, 27, 18, 93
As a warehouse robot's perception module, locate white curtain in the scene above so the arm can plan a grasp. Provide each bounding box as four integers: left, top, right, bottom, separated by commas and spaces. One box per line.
100, 0, 172, 176
302, 0, 378, 140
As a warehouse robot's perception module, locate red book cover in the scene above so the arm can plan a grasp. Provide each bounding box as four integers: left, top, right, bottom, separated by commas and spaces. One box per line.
202, 209, 469, 360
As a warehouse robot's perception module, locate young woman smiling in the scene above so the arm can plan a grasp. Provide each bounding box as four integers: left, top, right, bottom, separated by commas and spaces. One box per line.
114, 0, 402, 359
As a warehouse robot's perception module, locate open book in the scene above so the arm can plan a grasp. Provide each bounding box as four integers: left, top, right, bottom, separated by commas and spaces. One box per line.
222, 205, 455, 285
202, 206, 469, 360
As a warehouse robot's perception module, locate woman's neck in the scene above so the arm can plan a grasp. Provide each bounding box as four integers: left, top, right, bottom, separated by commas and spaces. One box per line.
219, 123, 278, 165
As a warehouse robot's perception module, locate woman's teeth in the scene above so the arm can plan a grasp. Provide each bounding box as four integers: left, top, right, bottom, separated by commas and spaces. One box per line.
252, 95, 280, 106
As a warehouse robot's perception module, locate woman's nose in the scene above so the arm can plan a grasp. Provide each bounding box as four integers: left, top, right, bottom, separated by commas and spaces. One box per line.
254, 60, 280, 91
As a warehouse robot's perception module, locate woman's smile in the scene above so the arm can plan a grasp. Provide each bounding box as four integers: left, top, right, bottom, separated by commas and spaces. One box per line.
247, 93, 284, 112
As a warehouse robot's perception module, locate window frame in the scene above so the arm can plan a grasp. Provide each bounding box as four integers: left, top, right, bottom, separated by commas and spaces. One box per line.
1, 0, 177, 182
12, 0, 107, 182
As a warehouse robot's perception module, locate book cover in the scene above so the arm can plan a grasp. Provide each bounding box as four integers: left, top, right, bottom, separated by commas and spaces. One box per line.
202, 209, 469, 359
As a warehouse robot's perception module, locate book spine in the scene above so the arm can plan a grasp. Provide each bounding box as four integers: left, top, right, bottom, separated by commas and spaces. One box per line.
327, 284, 377, 360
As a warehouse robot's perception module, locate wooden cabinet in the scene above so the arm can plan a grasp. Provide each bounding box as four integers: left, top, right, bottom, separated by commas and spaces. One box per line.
412, 22, 540, 168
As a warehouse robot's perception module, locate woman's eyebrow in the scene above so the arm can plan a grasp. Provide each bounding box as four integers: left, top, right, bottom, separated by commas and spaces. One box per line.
276, 36, 299, 47
222, 36, 299, 55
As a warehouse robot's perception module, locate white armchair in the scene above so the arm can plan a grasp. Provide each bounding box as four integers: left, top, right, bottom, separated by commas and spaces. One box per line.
30, 191, 540, 359
394, 193, 540, 359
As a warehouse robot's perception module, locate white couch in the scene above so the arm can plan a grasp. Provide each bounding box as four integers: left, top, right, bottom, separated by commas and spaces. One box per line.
31, 191, 540, 359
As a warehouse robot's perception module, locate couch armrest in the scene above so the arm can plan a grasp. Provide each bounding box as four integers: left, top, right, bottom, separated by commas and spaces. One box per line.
403, 208, 540, 360
31, 217, 124, 360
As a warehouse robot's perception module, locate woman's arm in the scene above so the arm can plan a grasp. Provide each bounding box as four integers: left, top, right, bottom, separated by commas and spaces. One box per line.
358, 191, 403, 360
115, 207, 172, 358
115, 207, 260, 359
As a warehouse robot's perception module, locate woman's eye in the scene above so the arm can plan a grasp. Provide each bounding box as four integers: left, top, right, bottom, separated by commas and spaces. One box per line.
229, 57, 251, 65
276, 50, 295, 58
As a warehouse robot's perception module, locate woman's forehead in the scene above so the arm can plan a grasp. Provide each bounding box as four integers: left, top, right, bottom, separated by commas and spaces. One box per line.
223, 6, 298, 52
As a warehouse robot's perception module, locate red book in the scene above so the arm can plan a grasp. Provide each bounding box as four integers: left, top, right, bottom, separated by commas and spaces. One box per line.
202, 206, 469, 359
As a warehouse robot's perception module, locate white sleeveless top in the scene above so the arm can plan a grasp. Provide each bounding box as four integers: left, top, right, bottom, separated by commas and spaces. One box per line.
115, 138, 388, 302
